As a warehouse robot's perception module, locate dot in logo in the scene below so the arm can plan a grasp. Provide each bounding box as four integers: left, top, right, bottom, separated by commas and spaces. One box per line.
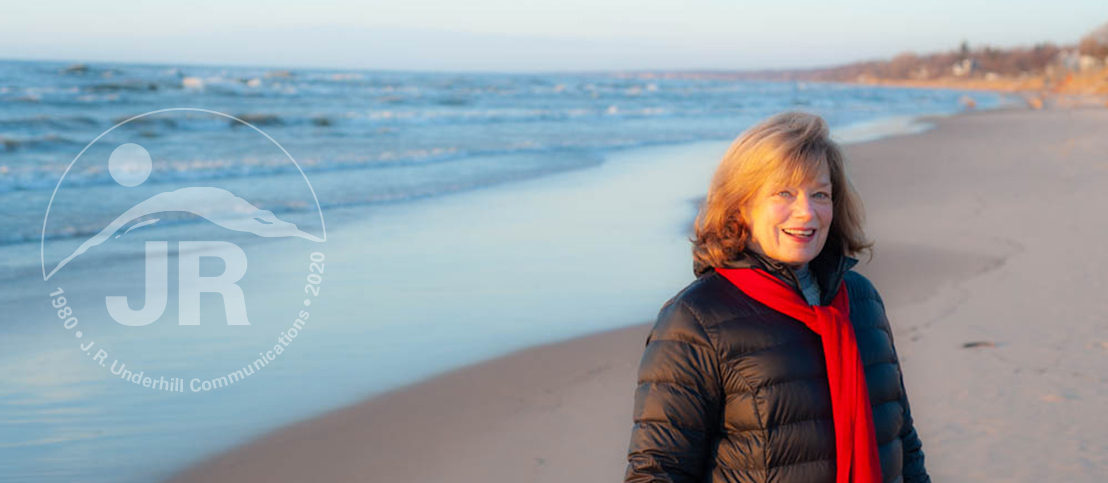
108, 143, 153, 187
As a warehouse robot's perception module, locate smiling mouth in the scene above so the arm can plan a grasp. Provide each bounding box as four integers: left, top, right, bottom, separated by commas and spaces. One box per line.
782, 228, 815, 237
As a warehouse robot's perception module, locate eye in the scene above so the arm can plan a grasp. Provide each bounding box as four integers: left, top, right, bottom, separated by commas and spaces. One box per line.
813, 191, 831, 200
774, 190, 793, 198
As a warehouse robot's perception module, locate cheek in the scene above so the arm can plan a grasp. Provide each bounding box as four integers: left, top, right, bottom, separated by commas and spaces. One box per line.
770, 205, 793, 226
818, 205, 833, 226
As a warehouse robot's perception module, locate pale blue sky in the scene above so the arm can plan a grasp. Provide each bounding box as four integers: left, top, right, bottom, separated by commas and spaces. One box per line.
3, 0, 1107, 72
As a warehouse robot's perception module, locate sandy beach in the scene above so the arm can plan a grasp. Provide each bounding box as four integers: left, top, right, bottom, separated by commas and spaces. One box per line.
161, 106, 1108, 483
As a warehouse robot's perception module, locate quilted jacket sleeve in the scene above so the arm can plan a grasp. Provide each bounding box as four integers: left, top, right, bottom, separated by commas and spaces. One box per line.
624, 299, 723, 483
873, 288, 932, 483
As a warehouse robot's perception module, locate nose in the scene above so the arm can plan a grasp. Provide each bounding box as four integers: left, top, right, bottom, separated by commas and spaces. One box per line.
792, 193, 816, 220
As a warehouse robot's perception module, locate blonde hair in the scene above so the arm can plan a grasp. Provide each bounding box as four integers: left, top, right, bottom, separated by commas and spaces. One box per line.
692, 111, 872, 275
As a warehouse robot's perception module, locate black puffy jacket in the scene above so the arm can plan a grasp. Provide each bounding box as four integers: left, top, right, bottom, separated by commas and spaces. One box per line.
624, 244, 930, 483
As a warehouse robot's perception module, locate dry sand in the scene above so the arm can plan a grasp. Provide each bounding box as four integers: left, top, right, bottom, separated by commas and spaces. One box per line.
168, 107, 1108, 483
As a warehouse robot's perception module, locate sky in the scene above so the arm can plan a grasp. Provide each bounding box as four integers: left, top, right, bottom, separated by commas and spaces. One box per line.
3, 0, 1108, 72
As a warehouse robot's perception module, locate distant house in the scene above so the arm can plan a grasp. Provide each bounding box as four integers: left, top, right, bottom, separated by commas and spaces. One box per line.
951, 58, 977, 76
1078, 55, 1104, 72
1057, 49, 1082, 71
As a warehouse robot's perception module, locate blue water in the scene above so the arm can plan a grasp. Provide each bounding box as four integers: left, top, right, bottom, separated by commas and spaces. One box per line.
1, 59, 1003, 248
0, 59, 1006, 482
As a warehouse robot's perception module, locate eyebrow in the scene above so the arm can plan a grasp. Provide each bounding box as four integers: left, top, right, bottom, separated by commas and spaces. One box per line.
773, 180, 832, 190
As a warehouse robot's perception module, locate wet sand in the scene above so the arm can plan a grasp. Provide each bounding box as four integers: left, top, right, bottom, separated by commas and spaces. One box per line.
169, 107, 1108, 483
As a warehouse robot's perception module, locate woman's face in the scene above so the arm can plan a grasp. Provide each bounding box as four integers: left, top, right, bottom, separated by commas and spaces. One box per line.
742, 163, 833, 268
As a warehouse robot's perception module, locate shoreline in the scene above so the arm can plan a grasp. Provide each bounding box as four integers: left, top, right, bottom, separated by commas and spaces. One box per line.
168, 105, 1108, 482
169, 322, 654, 483
844, 77, 1108, 109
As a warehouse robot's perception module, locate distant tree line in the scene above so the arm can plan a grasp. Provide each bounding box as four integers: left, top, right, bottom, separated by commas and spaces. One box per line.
751, 42, 1068, 83
825, 43, 1063, 81
1079, 20, 1108, 58
721, 21, 1108, 83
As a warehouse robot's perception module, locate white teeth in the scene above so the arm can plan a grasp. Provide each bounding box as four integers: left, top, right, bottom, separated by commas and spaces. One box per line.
783, 229, 815, 237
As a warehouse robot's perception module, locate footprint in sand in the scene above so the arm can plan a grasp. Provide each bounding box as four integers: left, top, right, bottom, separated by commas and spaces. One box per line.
962, 341, 997, 349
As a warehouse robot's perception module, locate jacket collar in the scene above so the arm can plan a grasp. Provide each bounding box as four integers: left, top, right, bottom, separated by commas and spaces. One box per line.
696, 238, 859, 306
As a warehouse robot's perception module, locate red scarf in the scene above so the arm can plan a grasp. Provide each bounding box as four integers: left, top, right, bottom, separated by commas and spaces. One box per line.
716, 267, 882, 483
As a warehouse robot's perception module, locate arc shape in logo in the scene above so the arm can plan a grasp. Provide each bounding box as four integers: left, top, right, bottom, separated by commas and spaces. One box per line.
40, 108, 329, 281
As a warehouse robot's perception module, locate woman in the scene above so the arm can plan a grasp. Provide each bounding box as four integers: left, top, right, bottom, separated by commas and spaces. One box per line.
624, 112, 930, 483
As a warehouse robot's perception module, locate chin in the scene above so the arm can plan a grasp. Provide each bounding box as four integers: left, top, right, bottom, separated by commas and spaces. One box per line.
782, 253, 817, 265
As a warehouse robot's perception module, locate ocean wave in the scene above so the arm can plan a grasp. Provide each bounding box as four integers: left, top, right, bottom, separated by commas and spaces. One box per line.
0, 146, 464, 193
14, 149, 608, 248
110, 115, 185, 129
0, 105, 685, 138
0, 115, 100, 131
0, 133, 80, 153
16, 204, 315, 249
346, 105, 678, 126
57, 63, 123, 78
106, 113, 302, 131
231, 113, 285, 126
0, 138, 680, 194
85, 81, 163, 93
